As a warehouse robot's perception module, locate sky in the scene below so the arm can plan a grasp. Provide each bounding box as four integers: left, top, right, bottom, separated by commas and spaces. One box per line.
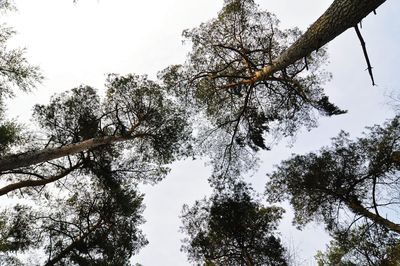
3, 0, 400, 265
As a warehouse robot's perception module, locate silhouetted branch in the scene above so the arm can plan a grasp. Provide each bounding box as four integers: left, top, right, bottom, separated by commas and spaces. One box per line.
354, 24, 375, 86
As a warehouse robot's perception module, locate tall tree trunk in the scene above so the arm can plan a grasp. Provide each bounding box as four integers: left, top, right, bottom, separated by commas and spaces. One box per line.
0, 134, 135, 172
347, 198, 400, 234
246, 0, 387, 84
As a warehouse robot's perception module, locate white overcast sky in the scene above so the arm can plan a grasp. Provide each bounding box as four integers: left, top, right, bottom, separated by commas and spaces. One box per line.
4, 0, 400, 265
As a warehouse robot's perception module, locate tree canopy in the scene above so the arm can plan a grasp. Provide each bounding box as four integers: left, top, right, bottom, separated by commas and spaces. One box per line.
315, 224, 400, 265
161, 0, 346, 179
0, 170, 148, 265
266, 116, 400, 233
266, 116, 400, 264
181, 182, 287, 266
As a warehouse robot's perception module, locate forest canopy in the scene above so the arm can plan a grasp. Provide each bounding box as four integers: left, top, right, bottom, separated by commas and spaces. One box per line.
0, 0, 394, 265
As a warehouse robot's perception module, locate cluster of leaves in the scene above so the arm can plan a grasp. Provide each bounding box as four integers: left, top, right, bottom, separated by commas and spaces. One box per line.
315, 224, 400, 265
26, 74, 191, 185
33, 86, 102, 145
0, 120, 19, 155
0, 23, 42, 99
161, 0, 344, 179
104, 74, 192, 163
181, 182, 287, 265
0, 2, 41, 155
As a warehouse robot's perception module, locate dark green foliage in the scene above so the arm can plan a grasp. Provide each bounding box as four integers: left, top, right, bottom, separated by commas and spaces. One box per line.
181, 183, 287, 265
266, 116, 400, 230
316, 96, 347, 116
160, 0, 344, 178
0, 146, 147, 266
33, 86, 101, 145
46, 188, 147, 266
0, 121, 19, 155
32, 74, 191, 162
39, 141, 148, 265
105, 74, 192, 163
0, 3, 41, 155
32, 74, 191, 160
27, 73, 192, 184
0, 175, 147, 265
0, 205, 33, 253
265, 117, 400, 264
0, 4, 42, 101
315, 225, 400, 266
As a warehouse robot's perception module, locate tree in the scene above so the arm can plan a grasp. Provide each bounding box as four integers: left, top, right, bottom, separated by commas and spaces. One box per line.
265, 116, 400, 264
162, 0, 387, 179
181, 183, 287, 266
161, 0, 349, 179
0, 172, 148, 265
315, 224, 400, 265
0, 74, 191, 263
266, 116, 400, 234
0, 1, 42, 158
0, 74, 191, 195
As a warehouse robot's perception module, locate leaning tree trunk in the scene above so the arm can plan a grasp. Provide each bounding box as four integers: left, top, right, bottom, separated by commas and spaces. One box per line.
0, 131, 152, 172
246, 0, 387, 84
0, 135, 128, 172
347, 198, 400, 234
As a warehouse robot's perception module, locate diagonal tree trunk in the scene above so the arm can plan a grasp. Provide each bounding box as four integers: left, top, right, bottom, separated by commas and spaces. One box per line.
347, 198, 400, 234
0, 135, 130, 172
0, 130, 151, 172
243, 0, 387, 85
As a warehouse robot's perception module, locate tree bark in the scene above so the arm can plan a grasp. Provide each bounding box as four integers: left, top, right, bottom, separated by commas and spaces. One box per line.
347, 198, 400, 234
0, 135, 132, 172
243, 0, 387, 85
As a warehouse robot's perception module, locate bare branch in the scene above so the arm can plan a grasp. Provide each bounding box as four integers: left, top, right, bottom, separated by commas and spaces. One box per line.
354, 24, 375, 86
0, 162, 82, 196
